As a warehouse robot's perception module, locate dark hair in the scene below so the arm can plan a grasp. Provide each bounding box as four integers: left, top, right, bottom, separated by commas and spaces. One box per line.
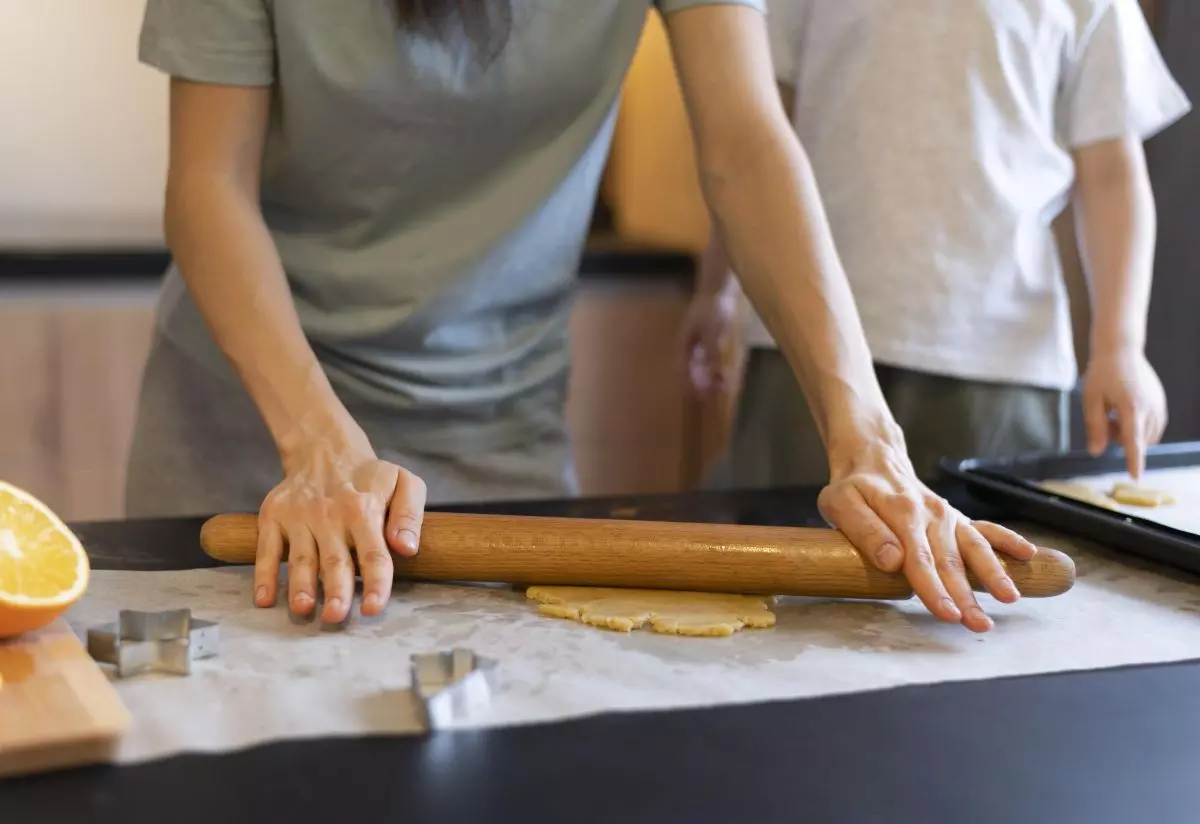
394, 0, 512, 59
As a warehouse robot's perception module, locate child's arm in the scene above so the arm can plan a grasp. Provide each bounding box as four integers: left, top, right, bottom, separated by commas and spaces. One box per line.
1072, 135, 1167, 478
682, 229, 741, 397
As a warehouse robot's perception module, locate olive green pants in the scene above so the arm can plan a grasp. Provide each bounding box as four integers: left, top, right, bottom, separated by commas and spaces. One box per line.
714, 348, 1070, 489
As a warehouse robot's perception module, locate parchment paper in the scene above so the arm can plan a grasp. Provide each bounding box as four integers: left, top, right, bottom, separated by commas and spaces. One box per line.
61, 524, 1200, 766
1053, 464, 1200, 534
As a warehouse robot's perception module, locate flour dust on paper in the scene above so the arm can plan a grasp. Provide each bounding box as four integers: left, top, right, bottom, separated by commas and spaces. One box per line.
525, 586, 776, 637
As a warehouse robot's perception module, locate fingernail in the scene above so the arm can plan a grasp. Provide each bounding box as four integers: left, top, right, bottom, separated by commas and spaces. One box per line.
255, 585, 268, 604
293, 592, 313, 609
396, 529, 419, 555
364, 593, 382, 612
999, 577, 1020, 599
969, 607, 992, 627
940, 598, 962, 619
876, 543, 902, 568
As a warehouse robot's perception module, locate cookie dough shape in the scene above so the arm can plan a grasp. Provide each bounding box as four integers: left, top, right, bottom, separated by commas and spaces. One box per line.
1110, 482, 1176, 507
525, 586, 776, 637
1037, 480, 1121, 511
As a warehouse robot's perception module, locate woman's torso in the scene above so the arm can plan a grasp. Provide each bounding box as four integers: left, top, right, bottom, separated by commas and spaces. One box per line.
142, 0, 657, 452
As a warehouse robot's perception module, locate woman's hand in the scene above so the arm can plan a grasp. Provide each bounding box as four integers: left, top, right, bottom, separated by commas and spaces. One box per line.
817, 435, 1038, 633
252, 425, 427, 624
1082, 347, 1167, 479
161, 77, 425, 619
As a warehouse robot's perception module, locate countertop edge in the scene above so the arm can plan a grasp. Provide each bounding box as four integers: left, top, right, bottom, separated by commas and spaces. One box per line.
0, 239, 698, 285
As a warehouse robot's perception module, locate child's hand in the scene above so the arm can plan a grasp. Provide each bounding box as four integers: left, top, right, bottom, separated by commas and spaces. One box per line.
1081, 348, 1167, 479
681, 289, 738, 398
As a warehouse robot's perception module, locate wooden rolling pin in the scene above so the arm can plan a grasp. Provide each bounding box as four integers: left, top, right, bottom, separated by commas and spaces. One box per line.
199, 512, 1075, 600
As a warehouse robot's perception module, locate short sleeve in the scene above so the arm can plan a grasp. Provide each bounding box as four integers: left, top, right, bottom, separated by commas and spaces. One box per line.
764, 0, 805, 84
655, 0, 766, 18
139, 0, 276, 87
1059, 0, 1191, 147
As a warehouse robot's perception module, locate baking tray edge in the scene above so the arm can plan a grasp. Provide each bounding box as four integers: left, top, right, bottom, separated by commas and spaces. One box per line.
939, 443, 1200, 578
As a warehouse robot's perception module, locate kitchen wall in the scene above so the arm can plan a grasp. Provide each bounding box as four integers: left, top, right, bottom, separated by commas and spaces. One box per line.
1145, 0, 1200, 443
0, 0, 166, 248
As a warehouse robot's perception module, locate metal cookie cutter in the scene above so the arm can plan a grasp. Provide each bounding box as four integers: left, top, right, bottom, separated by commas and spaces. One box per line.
87, 609, 220, 678
411, 648, 499, 730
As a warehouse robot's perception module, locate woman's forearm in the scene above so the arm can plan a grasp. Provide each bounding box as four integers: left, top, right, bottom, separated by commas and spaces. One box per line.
164, 177, 364, 466
162, 79, 363, 468
701, 128, 896, 465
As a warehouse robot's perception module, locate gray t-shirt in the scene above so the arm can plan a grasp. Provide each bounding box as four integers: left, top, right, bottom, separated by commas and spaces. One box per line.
138, 0, 761, 454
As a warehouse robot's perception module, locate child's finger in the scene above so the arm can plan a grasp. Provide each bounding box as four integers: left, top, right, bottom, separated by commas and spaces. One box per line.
1083, 390, 1110, 456
1119, 401, 1144, 479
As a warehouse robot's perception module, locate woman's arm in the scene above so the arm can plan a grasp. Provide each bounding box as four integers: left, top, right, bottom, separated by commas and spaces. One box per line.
164, 80, 352, 466
661, 5, 1037, 632
163, 79, 424, 622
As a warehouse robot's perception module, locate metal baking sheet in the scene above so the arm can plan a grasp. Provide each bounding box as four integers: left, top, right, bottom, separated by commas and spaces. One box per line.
939, 441, 1200, 578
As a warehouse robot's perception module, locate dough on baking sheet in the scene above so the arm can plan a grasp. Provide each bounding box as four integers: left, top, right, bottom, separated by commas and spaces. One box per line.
525, 586, 776, 637
1037, 480, 1121, 510
1110, 482, 1176, 507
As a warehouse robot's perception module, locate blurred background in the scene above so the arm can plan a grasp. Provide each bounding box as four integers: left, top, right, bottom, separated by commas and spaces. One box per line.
0, 0, 1196, 522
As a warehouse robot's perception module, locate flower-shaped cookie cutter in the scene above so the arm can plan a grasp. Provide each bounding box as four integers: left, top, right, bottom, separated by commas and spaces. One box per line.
86, 608, 220, 678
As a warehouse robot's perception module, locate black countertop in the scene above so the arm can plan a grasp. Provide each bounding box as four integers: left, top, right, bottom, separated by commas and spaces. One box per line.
0, 235, 697, 285
4, 481, 1200, 823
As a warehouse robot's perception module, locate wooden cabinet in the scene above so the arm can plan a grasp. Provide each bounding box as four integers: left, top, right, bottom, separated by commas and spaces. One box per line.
0, 276, 717, 521
0, 285, 157, 521
567, 279, 716, 496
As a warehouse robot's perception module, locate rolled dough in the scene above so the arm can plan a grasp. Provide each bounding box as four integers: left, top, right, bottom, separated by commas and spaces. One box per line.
1110, 482, 1176, 507
1037, 480, 1121, 510
525, 586, 776, 637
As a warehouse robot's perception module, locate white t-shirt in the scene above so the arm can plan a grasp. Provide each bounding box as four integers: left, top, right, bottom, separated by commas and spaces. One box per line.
744, 0, 1191, 390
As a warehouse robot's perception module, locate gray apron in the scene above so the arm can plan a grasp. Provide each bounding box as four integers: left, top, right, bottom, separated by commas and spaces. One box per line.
124, 333, 579, 518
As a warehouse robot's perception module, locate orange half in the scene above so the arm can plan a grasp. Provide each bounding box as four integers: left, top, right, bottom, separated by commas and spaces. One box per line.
0, 480, 90, 639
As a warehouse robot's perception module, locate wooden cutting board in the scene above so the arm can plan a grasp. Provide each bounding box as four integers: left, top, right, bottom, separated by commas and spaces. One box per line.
0, 618, 131, 778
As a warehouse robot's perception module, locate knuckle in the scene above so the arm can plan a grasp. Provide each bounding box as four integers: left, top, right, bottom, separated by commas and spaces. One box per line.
358, 548, 393, 569
816, 487, 843, 514
887, 493, 920, 518
858, 520, 895, 548
863, 521, 891, 543
399, 467, 427, 496
291, 547, 317, 567
338, 490, 375, 523
925, 496, 950, 519
259, 493, 287, 521
911, 544, 936, 568
318, 496, 341, 522
321, 552, 353, 574
963, 530, 992, 553
389, 503, 422, 529
935, 554, 966, 577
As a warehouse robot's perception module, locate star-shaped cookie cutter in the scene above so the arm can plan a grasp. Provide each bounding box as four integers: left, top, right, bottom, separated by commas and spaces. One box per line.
411, 648, 499, 730
86, 609, 220, 678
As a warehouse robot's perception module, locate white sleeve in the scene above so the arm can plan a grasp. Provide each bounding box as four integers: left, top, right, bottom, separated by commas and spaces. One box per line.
1059, 0, 1192, 147
764, 0, 805, 85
